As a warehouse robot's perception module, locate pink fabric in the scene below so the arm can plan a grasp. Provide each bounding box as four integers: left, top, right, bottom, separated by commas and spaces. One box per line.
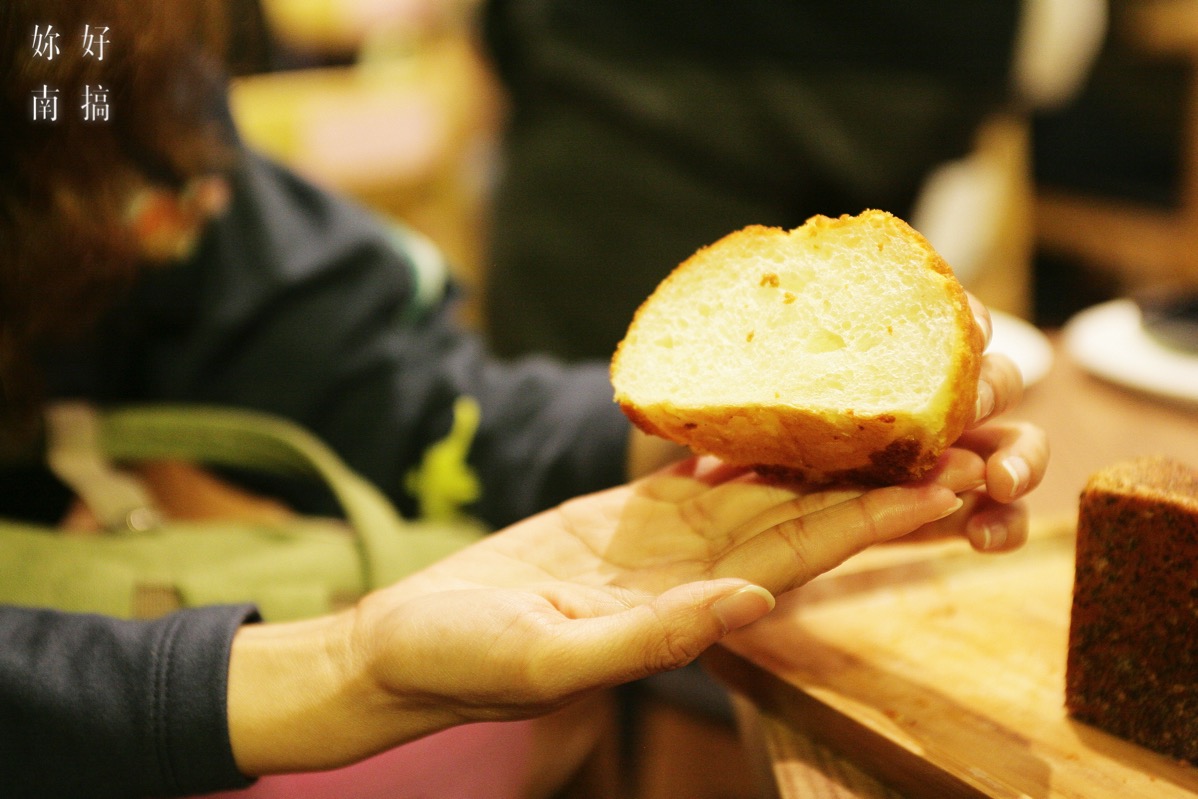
202, 720, 537, 799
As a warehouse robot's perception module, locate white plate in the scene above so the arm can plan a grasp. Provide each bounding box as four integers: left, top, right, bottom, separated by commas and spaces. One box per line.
1063, 299, 1198, 405
987, 309, 1054, 388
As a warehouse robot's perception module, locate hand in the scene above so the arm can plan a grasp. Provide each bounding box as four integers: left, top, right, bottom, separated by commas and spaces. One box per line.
228, 456, 974, 774
360, 457, 976, 723
933, 295, 1049, 553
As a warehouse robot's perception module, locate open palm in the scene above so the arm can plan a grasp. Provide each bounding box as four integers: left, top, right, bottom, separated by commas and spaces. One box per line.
353, 453, 975, 730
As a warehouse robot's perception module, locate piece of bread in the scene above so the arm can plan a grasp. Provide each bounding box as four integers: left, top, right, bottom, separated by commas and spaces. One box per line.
1066, 456, 1198, 765
610, 210, 983, 485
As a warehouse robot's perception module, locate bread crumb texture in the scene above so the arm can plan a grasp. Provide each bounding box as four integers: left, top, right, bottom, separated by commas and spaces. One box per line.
611, 210, 982, 484
1067, 456, 1198, 765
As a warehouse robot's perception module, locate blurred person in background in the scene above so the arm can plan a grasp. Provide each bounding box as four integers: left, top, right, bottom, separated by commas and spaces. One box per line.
480, 0, 1105, 361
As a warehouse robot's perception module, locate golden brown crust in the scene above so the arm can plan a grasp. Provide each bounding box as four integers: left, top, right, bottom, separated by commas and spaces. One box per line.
617, 401, 948, 485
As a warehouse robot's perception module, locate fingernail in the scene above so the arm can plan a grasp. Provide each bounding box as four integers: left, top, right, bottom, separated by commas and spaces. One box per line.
712, 585, 775, 633
971, 520, 1008, 551
1002, 456, 1030, 497
974, 384, 995, 422
974, 306, 993, 345
933, 497, 964, 521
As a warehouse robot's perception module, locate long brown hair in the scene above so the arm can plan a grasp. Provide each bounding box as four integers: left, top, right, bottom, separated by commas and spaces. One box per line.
0, 0, 236, 439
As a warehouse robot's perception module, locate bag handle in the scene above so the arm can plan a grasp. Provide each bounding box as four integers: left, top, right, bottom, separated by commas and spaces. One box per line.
48, 403, 405, 589
45, 403, 164, 532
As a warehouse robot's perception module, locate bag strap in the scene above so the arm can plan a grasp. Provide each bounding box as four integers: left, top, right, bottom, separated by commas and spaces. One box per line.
45, 403, 164, 532
49, 403, 406, 589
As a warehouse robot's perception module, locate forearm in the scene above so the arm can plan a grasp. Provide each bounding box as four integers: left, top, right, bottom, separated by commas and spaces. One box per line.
225, 607, 454, 776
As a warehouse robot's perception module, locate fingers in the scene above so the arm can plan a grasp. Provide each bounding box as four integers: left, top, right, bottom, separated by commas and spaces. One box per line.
963, 493, 1029, 553
910, 421, 1045, 549
551, 579, 774, 688
966, 292, 1024, 427
920, 447, 986, 494
711, 583, 777, 632
900, 489, 1031, 552
953, 420, 1049, 503
958, 294, 1049, 510
673, 449, 990, 554
637, 456, 867, 550
968, 293, 993, 348
714, 483, 963, 595
973, 352, 1023, 426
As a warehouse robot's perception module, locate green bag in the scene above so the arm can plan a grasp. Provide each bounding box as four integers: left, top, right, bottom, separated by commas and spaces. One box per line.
0, 403, 484, 621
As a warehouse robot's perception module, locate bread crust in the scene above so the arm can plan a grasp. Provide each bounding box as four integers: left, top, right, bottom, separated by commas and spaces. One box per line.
611, 210, 983, 485
1067, 456, 1198, 764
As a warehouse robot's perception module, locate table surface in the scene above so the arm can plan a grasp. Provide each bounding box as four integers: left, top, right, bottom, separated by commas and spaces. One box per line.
1015, 332, 1198, 522
710, 332, 1198, 799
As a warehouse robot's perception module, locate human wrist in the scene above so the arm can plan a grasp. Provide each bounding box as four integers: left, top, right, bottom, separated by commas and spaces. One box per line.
225, 609, 393, 775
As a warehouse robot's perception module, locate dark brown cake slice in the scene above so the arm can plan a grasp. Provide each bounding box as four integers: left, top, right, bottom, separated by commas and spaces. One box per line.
1066, 456, 1198, 764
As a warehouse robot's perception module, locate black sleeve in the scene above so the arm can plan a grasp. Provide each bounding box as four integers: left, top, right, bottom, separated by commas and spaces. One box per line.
60, 150, 632, 529
0, 604, 259, 799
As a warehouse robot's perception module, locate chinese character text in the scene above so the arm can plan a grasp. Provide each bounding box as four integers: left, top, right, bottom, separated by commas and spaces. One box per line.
82, 25, 109, 61
32, 85, 60, 122
31, 24, 61, 60
81, 85, 110, 122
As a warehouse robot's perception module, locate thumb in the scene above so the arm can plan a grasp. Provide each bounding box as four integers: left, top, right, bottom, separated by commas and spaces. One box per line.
708, 582, 777, 634
644, 580, 776, 668
560, 580, 775, 688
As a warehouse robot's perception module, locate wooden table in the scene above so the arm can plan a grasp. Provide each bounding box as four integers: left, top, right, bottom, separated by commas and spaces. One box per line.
707, 333, 1198, 799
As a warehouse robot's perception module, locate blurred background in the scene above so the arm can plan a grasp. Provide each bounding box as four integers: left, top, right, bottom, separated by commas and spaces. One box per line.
226, 0, 1198, 338
227, 0, 503, 328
